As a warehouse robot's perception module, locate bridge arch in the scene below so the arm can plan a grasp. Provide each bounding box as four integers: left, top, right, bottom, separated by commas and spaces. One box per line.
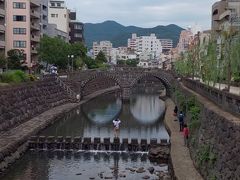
130, 73, 172, 97
81, 72, 122, 97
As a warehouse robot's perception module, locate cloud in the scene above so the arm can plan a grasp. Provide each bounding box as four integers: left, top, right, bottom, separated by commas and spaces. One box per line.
65, 0, 217, 30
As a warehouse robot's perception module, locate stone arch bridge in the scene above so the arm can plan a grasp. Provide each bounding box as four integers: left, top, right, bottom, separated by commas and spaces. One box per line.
62, 67, 176, 100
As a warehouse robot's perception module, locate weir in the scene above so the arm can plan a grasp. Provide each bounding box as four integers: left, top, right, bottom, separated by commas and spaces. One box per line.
28, 136, 170, 152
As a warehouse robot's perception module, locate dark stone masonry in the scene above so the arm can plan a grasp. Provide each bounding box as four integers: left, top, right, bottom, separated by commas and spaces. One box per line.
177, 81, 240, 180
0, 76, 70, 132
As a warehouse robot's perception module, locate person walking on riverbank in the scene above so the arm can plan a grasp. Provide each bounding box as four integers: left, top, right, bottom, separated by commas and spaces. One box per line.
113, 118, 121, 137
178, 111, 184, 132
183, 124, 189, 146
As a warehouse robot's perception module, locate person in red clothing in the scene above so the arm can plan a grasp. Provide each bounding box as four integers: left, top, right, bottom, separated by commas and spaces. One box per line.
183, 124, 189, 146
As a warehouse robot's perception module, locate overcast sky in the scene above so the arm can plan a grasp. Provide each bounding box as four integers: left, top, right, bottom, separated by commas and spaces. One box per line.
65, 0, 217, 30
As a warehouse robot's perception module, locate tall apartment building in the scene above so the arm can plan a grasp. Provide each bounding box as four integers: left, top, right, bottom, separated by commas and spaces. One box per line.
48, 0, 70, 41
40, 0, 48, 36
212, 0, 240, 32
128, 33, 162, 58
93, 41, 112, 61
6, 0, 41, 68
69, 11, 84, 44
0, 0, 5, 54
159, 39, 173, 52
176, 29, 193, 54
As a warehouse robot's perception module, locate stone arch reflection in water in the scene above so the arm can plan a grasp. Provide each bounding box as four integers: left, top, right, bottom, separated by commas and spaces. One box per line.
41, 90, 169, 142
130, 93, 165, 124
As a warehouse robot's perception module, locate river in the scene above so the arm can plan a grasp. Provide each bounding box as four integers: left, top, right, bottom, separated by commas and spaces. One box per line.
1, 87, 170, 180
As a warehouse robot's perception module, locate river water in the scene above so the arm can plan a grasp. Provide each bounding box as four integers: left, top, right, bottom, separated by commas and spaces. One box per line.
1, 88, 170, 180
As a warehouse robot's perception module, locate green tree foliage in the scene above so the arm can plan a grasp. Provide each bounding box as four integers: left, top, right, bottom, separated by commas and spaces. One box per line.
117, 59, 139, 67
38, 36, 87, 70
95, 51, 107, 64
38, 36, 69, 69
174, 32, 240, 87
7, 49, 25, 69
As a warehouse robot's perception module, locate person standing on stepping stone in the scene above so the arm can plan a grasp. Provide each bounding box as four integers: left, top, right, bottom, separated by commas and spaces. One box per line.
113, 118, 121, 137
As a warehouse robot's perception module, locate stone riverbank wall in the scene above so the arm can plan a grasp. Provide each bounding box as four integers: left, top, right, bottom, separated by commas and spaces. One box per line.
0, 85, 119, 174
174, 81, 240, 180
0, 77, 70, 132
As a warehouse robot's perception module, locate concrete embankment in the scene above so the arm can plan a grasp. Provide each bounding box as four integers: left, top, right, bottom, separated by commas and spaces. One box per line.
164, 99, 203, 180
0, 86, 119, 174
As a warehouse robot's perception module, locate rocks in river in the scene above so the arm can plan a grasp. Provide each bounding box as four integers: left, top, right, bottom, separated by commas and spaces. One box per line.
126, 167, 136, 172
136, 167, 146, 173
148, 146, 170, 160
142, 175, 150, 179
89, 177, 95, 179
148, 167, 154, 174
75, 173, 82, 175
104, 176, 113, 179
98, 172, 104, 179
119, 173, 126, 178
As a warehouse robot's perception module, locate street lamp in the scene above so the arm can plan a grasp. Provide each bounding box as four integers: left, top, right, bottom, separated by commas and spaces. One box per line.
67, 55, 74, 72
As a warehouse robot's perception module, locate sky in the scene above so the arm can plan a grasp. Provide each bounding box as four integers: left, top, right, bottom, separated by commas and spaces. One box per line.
65, 0, 217, 30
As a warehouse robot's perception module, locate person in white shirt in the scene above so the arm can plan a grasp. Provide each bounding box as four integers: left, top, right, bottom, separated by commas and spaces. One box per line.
113, 118, 121, 137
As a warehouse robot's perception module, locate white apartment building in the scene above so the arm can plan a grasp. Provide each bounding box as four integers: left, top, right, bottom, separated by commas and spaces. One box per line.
93, 41, 112, 61
159, 39, 173, 52
48, 0, 70, 40
128, 33, 162, 59
111, 47, 137, 64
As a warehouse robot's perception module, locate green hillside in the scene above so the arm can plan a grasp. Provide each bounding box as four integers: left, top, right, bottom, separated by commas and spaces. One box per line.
84, 21, 184, 48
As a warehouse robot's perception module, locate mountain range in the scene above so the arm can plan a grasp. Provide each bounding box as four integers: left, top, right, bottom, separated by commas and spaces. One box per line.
84, 21, 184, 49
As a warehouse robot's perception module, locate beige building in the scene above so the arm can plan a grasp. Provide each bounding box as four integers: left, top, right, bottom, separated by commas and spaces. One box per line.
0, 0, 5, 54
93, 41, 112, 61
48, 0, 70, 41
212, 0, 240, 32
6, 0, 41, 68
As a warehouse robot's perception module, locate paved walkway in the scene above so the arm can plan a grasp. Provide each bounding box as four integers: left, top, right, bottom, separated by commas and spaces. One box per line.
164, 99, 203, 180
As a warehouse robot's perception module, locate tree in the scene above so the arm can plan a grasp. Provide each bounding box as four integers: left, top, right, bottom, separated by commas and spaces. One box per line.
38, 35, 69, 69
95, 51, 107, 64
0, 53, 6, 69
83, 56, 98, 69
7, 49, 25, 69
69, 42, 87, 58
126, 59, 139, 67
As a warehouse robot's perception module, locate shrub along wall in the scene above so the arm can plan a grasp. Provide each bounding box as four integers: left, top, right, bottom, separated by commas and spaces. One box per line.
0, 77, 70, 131
172, 83, 240, 180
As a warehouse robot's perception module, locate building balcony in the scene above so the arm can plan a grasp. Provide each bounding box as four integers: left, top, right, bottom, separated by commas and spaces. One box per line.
31, 10, 40, 19
31, 23, 40, 31
31, 35, 40, 42
31, 47, 38, 54
219, 10, 231, 20
0, 40, 5, 48
0, 24, 5, 33
30, 0, 40, 7
0, 8, 5, 18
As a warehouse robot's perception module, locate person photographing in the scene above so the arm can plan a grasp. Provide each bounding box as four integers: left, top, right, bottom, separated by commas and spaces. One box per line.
113, 118, 121, 137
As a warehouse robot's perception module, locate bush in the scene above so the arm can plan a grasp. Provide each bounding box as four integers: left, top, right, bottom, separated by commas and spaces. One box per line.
0, 70, 29, 83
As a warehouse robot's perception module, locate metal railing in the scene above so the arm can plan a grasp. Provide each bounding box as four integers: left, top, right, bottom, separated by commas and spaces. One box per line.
55, 76, 80, 102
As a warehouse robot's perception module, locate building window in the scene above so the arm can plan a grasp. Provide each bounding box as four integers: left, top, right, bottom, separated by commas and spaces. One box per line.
13, 15, 26, 22
51, 3, 55, 6
57, 3, 61, 7
13, 2, 26, 9
74, 33, 82, 38
13, 28, 27, 34
74, 24, 82, 30
51, 14, 58, 18
13, 41, 26, 48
